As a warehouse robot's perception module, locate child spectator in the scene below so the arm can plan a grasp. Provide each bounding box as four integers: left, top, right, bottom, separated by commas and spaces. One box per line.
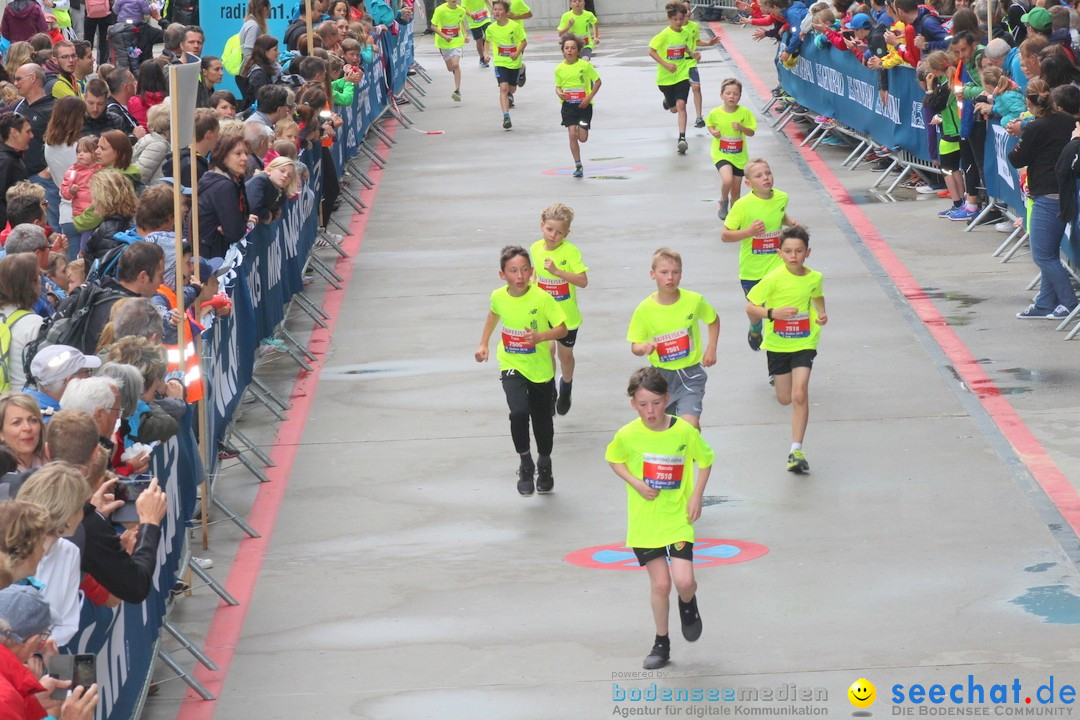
529, 203, 588, 416
745, 225, 828, 473
66, 257, 86, 291
923, 51, 966, 218
246, 157, 300, 224
46, 251, 67, 291
474, 245, 568, 496
60, 136, 101, 223
627, 248, 719, 430
605, 366, 713, 671
977, 65, 1026, 125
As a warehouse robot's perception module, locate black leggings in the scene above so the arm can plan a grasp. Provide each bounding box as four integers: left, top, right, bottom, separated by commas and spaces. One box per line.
85, 14, 114, 65
320, 145, 340, 228
960, 121, 986, 202
500, 370, 554, 456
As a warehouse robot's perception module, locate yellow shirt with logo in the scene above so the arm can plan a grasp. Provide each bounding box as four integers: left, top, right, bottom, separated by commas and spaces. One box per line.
706, 104, 757, 169
724, 189, 788, 281
746, 265, 824, 353
490, 284, 567, 382
627, 289, 717, 371
462, 0, 491, 28
684, 20, 701, 67
530, 238, 588, 329
431, 3, 467, 49
485, 20, 527, 68
649, 26, 692, 86
559, 9, 597, 47
605, 417, 715, 548
553, 59, 599, 106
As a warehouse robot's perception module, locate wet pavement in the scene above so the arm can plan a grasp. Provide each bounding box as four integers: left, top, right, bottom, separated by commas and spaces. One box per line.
145, 20, 1080, 720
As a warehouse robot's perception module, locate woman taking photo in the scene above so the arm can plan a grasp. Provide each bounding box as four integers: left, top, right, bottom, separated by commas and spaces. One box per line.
1008, 77, 1079, 320
42, 96, 86, 258
198, 135, 258, 258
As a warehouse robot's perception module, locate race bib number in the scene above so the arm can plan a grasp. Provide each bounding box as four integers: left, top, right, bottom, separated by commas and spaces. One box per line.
564, 87, 586, 104
751, 231, 780, 255
654, 329, 691, 362
774, 313, 810, 339
470, 9, 488, 21
666, 44, 687, 61
719, 135, 743, 154
537, 276, 570, 301
442, 25, 460, 37
643, 453, 685, 490
502, 327, 535, 353
498, 44, 517, 56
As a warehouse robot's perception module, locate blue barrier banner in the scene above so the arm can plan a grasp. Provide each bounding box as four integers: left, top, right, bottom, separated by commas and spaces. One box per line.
778, 42, 931, 161
984, 121, 1025, 215
383, 26, 413, 95
62, 413, 201, 720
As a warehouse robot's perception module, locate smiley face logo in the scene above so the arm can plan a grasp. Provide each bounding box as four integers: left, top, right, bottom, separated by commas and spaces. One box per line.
848, 678, 876, 709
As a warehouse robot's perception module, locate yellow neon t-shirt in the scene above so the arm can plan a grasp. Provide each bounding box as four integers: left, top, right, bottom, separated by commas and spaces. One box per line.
490, 284, 567, 382
553, 59, 599, 106
627, 289, 717, 370
605, 417, 715, 548
485, 20, 527, 68
706, 104, 757, 169
509, 0, 530, 15
724, 189, 788, 281
684, 20, 700, 66
431, 3, 467, 49
559, 10, 597, 47
462, 0, 491, 28
530, 238, 588, 329
746, 265, 824, 353
649, 26, 692, 86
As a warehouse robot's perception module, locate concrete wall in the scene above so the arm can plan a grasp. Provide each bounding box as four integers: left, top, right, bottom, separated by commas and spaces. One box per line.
525, 0, 666, 25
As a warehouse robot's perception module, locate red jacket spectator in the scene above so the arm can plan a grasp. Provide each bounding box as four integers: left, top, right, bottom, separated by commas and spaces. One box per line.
0, 643, 47, 720
128, 92, 166, 129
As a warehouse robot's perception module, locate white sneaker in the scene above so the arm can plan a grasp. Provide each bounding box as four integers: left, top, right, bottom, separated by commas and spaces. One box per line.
916, 183, 940, 195
995, 220, 1014, 232
191, 557, 213, 570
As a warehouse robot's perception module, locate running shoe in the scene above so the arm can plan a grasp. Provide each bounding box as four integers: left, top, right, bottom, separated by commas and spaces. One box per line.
679, 595, 702, 641
536, 456, 554, 494
643, 639, 670, 670
898, 176, 924, 190
995, 220, 1015, 232
503, 114, 512, 129
556, 379, 572, 415
819, 135, 846, 146
938, 206, 960, 219
717, 200, 728, 220
518, 63, 526, 86
517, 465, 535, 495
480, 59, 489, 67
787, 449, 810, 473
949, 205, 979, 222
191, 556, 213, 570
870, 158, 892, 172
451, 89, 461, 102
747, 327, 763, 351
572, 164, 583, 178
677, 137, 688, 154
694, 116, 705, 128
916, 183, 941, 195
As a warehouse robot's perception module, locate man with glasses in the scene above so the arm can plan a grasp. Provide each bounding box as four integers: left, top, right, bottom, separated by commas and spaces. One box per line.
43, 41, 82, 99
25, 345, 102, 418
12, 65, 59, 230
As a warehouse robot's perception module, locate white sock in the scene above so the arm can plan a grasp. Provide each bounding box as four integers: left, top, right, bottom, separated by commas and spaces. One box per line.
790, 442, 802, 452
964, 201, 978, 212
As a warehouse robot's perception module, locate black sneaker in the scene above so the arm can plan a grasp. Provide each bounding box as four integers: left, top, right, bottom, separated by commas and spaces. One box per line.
643, 638, 670, 670
747, 327, 763, 352
556, 379, 572, 415
771, 85, 784, 97
503, 115, 512, 129
662, 98, 670, 111
694, 116, 705, 128
536, 456, 554, 494
679, 595, 702, 642
518, 63, 526, 86
517, 465, 535, 496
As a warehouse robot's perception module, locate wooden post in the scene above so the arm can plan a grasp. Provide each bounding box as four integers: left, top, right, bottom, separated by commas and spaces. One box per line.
306, 0, 315, 55
187, 109, 211, 552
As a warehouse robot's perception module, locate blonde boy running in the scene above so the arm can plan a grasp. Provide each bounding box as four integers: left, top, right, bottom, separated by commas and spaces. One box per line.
627, 248, 719, 430
530, 203, 588, 415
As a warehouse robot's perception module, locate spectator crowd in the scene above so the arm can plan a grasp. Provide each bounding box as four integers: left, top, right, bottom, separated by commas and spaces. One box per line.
0, 0, 416, 715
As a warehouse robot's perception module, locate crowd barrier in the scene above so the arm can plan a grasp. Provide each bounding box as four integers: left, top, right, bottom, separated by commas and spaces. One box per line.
57, 26, 415, 720
775, 42, 1080, 308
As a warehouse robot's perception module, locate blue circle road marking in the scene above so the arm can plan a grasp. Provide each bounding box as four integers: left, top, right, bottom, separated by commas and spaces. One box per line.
564, 538, 768, 571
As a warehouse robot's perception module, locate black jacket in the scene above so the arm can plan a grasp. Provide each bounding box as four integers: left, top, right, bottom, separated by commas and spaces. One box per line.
82, 111, 122, 137
0, 144, 28, 228
106, 96, 140, 141
77, 502, 162, 604
12, 94, 55, 174
198, 169, 249, 259
284, 17, 307, 51
245, 173, 285, 223
161, 147, 208, 187
86, 215, 134, 265
1009, 111, 1074, 197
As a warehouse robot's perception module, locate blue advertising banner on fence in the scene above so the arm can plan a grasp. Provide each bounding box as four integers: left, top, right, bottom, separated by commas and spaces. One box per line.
778, 42, 932, 161
62, 414, 201, 720
984, 121, 1025, 215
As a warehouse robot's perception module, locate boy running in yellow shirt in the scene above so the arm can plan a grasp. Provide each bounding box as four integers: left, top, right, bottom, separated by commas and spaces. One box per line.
484, 0, 528, 129
530, 203, 588, 415
476, 246, 568, 495
649, 1, 695, 154
462, 0, 493, 67
557, 0, 598, 59
431, 0, 469, 101
607, 366, 714, 670
628, 248, 719, 430
707, 78, 757, 220
745, 226, 827, 473
554, 34, 601, 178
681, 1, 721, 129
721, 158, 797, 351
